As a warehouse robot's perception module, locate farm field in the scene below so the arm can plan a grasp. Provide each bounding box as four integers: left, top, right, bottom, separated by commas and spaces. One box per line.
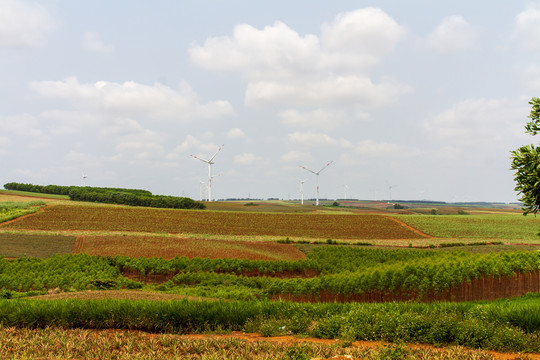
0, 326, 522, 360
396, 214, 540, 243
0, 204, 428, 240
0, 233, 75, 258
74, 235, 305, 261
1, 193, 540, 357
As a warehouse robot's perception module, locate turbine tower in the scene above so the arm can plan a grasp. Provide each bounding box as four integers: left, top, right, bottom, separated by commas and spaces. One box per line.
191, 144, 224, 202
82, 171, 87, 187
298, 178, 308, 205
299, 161, 333, 206
198, 179, 206, 202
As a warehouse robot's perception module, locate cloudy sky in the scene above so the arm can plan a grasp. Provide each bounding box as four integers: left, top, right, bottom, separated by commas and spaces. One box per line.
1, 0, 539, 202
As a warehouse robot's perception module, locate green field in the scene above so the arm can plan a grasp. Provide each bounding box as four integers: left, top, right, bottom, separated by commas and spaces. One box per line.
396, 213, 540, 242
1, 193, 540, 358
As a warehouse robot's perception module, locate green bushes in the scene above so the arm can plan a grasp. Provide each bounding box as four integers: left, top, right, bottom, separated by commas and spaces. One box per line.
0, 254, 123, 292
1, 297, 539, 352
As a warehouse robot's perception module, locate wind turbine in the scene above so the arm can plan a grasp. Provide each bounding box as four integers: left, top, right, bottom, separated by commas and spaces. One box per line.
198, 179, 206, 202
387, 182, 398, 201
82, 171, 88, 187
299, 161, 333, 206
298, 178, 308, 205
191, 144, 224, 202
343, 184, 350, 200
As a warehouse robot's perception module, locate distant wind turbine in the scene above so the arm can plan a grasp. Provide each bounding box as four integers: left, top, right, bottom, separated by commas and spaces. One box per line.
299, 161, 333, 206
191, 144, 224, 202
387, 182, 398, 201
198, 179, 206, 202
298, 178, 308, 205
82, 171, 88, 187
343, 184, 350, 200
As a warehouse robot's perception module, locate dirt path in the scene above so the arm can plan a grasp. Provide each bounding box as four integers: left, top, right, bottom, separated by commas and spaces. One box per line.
0, 204, 53, 228
383, 215, 435, 239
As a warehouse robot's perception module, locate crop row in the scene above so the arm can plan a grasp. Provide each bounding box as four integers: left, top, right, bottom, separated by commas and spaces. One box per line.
0, 254, 137, 293
2, 248, 540, 301
1, 205, 426, 239
1, 296, 540, 353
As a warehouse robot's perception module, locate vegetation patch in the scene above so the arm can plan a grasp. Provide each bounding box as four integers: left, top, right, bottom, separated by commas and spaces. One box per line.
1, 204, 428, 240
396, 214, 540, 241
2, 295, 540, 353
75, 235, 305, 261
0, 326, 511, 360
0, 233, 75, 258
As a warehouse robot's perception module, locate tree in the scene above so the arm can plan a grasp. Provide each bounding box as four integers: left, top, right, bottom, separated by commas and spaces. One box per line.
510, 97, 540, 215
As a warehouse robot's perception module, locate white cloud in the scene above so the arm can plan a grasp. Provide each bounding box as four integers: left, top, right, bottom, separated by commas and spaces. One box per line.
514, 4, 540, 51
0, 113, 43, 137
355, 140, 402, 156
288, 131, 353, 149
82, 32, 114, 53
227, 128, 245, 139
189, 8, 410, 109
246, 75, 412, 108
190, 8, 406, 78
280, 150, 313, 163
171, 135, 221, 156
29, 77, 233, 121
424, 97, 529, 146
0, 0, 54, 48
234, 152, 261, 165
279, 109, 351, 130
320, 8, 406, 58
427, 15, 476, 54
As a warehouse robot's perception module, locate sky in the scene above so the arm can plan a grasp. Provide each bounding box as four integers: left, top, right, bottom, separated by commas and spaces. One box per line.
1, 0, 540, 203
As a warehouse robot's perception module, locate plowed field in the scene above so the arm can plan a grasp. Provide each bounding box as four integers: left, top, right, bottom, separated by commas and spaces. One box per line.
1, 205, 427, 240
74, 235, 305, 260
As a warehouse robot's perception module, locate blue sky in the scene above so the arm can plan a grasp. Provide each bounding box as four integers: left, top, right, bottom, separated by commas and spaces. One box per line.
1, 0, 540, 202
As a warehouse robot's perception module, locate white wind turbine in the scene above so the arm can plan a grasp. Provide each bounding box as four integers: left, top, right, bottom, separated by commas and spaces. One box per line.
387, 182, 398, 201
298, 178, 308, 205
82, 171, 88, 187
198, 179, 206, 202
191, 144, 224, 202
343, 184, 350, 200
299, 161, 334, 206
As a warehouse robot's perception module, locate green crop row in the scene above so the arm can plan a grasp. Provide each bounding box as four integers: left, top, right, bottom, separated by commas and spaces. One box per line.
1, 295, 540, 353
2, 249, 540, 300
0, 254, 138, 292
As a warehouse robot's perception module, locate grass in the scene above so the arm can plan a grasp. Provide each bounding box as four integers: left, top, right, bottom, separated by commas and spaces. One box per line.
396, 214, 540, 242
0, 233, 76, 258
0, 200, 46, 224
0, 189, 69, 200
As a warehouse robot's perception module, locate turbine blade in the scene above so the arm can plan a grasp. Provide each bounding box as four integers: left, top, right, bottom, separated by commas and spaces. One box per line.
191, 154, 210, 164
317, 160, 334, 174
299, 165, 317, 175
209, 144, 224, 162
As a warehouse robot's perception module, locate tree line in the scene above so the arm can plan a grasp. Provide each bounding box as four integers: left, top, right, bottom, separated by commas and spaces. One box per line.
3, 182, 205, 210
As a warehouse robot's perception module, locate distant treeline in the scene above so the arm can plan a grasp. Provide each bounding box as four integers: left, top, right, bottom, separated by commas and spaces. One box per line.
3, 182, 205, 210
